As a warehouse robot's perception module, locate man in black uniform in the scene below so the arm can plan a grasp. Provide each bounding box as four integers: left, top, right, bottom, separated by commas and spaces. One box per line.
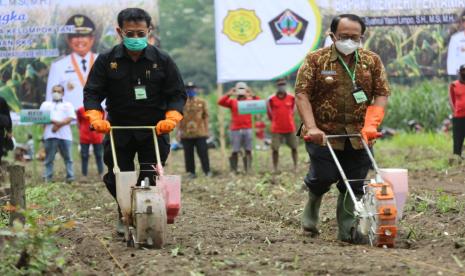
83, 8, 186, 233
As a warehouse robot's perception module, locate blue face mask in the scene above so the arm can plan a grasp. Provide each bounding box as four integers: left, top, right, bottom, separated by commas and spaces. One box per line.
123, 36, 148, 51
186, 89, 196, 97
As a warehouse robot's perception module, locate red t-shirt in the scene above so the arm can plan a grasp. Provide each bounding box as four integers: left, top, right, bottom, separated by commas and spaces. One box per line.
218, 95, 260, 130
255, 121, 266, 139
76, 107, 104, 144
449, 80, 465, 118
267, 93, 296, 133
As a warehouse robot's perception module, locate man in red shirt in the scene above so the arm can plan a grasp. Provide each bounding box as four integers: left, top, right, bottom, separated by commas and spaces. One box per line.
77, 106, 104, 179
449, 64, 465, 161
218, 82, 257, 173
267, 78, 297, 173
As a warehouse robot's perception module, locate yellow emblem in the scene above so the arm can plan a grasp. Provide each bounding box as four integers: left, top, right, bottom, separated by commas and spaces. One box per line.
110, 62, 117, 70
223, 9, 262, 45
74, 16, 84, 27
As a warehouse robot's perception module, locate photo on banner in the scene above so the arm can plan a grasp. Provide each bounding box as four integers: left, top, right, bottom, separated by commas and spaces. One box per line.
0, 0, 159, 117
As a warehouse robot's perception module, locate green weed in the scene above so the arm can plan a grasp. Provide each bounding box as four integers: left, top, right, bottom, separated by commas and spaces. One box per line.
0, 210, 72, 275
436, 192, 462, 214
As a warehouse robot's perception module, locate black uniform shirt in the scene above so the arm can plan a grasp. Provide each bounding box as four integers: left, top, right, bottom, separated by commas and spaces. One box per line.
83, 44, 186, 126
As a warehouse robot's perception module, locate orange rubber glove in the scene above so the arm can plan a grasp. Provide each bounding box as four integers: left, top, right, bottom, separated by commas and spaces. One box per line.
156, 110, 183, 135
361, 105, 384, 143
85, 110, 111, 134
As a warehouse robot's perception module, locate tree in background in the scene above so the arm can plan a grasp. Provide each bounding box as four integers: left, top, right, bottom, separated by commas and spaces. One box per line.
159, 0, 216, 91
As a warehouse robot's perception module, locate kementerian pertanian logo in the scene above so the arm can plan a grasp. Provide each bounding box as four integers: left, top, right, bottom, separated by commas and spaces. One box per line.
223, 9, 262, 45
269, 9, 308, 45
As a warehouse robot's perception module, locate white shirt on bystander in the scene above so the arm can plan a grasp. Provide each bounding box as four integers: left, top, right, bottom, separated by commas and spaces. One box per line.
40, 100, 76, 141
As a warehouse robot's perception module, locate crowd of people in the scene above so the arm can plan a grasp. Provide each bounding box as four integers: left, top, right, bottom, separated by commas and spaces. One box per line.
2, 10, 465, 245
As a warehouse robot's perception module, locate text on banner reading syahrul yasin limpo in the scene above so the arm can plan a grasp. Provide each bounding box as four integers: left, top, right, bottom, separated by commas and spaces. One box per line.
364, 14, 457, 26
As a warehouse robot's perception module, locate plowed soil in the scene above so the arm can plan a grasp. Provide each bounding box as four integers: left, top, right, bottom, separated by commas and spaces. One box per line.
53, 149, 465, 275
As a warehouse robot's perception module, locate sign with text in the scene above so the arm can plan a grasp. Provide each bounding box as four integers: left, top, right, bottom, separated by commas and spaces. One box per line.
0, 0, 159, 114
19, 109, 50, 124
238, 100, 267, 115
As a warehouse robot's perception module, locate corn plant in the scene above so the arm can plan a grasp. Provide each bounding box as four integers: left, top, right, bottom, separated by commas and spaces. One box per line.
383, 79, 450, 130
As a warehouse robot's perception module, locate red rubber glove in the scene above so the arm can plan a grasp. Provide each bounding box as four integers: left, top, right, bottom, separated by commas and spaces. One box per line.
156, 110, 183, 135
85, 110, 111, 134
361, 105, 384, 143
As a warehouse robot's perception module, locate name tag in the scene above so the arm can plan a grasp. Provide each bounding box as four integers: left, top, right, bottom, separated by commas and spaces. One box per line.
352, 88, 368, 104
321, 70, 337, 75
134, 85, 147, 100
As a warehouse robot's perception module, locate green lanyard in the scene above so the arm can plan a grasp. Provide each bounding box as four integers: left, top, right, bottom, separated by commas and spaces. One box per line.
337, 50, 359, 89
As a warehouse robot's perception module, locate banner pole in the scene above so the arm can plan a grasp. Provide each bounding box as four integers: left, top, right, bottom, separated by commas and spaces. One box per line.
252, 114, 257, 172
217, 83, 227, 171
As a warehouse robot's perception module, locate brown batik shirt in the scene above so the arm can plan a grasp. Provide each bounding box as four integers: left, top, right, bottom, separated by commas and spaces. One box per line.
179, 97, 209, 139
295, 44, 390, 150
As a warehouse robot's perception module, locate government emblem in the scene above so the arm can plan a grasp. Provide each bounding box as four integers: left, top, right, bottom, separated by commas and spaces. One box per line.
223, 9, 262, 45
269, 9, 308, 45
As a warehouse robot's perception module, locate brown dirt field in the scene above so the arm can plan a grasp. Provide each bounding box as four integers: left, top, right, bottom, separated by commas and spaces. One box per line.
43, 149, 465, 275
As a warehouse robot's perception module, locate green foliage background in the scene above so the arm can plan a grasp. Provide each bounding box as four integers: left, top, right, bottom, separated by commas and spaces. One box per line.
159, 0, 216, 91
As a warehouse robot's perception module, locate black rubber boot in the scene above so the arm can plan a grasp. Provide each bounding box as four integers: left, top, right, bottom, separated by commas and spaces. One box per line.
301, 191, 323, 236
116, 206, 125, 236
243, 152, 252, 173
229, 154, 238, 173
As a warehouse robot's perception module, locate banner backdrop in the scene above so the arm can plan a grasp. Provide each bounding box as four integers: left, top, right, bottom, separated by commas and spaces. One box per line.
215, 0, 322, 83
215, 0, 465, 83
0, 0, 159, 112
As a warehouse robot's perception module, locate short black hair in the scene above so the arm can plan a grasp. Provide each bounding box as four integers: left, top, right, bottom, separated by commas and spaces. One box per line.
52, 84, 65, 93
117, 8, 151, 28
330, 14, 366, 35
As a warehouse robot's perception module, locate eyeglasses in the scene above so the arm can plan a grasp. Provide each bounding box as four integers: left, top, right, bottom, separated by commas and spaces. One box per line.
52, 90, 63, 93
123, 29, 150, 38
335, 34, 364, 42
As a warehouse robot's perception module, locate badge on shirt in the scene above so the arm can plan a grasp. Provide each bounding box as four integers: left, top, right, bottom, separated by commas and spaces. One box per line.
352, 87, 368, 104
321, 70, 336, 75
134, 85, 147, 100
325, 76, 335, 84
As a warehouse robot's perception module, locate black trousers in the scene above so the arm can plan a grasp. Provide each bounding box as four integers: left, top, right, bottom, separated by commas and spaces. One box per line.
103, 130, 170, 199
0, 129, 5, 163
452, 117, 465, 156
304, 139, 371, 196
181, 137, 210, 175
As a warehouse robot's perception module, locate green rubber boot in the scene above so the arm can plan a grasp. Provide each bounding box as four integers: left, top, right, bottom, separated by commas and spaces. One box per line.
336, 192, 367, 244
301, 191, 323, 236
336, 192, 355, 242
